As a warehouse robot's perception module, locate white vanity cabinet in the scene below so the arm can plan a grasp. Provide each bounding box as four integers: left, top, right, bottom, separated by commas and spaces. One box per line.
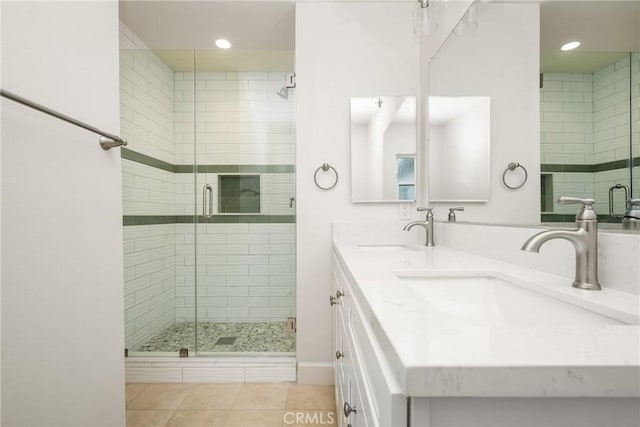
331, 253, 407, 427
331, 237, 640, 427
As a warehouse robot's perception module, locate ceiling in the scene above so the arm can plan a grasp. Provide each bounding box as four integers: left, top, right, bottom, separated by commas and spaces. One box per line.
119, 1, 640, 73
540, 0, 640, 73
119, 1, 295, 71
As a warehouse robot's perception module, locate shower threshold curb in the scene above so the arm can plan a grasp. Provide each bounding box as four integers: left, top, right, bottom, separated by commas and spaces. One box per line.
125, 354, 297, 383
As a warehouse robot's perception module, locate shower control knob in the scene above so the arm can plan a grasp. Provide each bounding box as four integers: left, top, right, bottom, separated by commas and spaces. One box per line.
329, 296, 337, 306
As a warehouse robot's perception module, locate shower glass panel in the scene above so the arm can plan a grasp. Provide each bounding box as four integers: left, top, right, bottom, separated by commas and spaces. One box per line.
120, 47, 296, 356
121, 49, 196, 356
633, 52, 640, 200
194, 51, 296, 355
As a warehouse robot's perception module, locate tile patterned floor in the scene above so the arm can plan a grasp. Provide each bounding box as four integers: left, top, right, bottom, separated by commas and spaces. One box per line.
133, 322, 296, 353
126, 383, 337, 427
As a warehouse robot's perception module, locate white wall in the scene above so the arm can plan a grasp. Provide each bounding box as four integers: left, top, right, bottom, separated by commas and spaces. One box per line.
429, 2, 540, 224
296, 1, 419, 383
1, 2, 125, 425
430, 100, 490, 201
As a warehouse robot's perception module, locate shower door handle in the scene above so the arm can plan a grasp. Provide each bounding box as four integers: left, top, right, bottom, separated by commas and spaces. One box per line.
202, 184, 213, 219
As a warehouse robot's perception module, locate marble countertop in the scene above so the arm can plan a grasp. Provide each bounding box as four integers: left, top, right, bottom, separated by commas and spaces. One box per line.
333, 239, 640, 397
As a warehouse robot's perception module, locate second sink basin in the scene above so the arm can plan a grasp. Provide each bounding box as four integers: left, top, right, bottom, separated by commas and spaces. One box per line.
394, 273, 627, 327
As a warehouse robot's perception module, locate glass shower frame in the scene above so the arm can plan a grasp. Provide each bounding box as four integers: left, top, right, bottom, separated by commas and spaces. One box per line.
121, 48, 296, 357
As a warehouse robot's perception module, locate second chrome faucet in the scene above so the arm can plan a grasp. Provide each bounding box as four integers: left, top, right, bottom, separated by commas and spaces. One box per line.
521, 196, 600, 290
403, 207, 434, 246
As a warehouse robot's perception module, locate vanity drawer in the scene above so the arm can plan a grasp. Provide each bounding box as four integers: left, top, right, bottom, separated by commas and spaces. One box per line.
340, 317, 378, 427
348, 287, 407, 427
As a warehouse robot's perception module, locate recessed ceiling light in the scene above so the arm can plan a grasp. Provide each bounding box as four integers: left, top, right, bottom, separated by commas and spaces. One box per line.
560, 41, 580, 51
215, 39, 231, 49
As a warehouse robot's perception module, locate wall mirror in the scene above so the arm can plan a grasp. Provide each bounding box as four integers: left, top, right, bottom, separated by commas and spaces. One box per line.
428, 96, 490, 202
539, 1, 639, 223
351, 96, 417, 202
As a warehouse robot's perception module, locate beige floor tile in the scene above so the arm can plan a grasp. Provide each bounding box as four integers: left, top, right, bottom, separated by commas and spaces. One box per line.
232, 383, 290, 410
126, 409, 174, 427
126, 384, 149, 407
128, 383, 193, 410
282, 410, 338, 427
285, 385, 336, 410
223, 410, 285, 427
179, 384, 242, 410
166, 409, 229, 427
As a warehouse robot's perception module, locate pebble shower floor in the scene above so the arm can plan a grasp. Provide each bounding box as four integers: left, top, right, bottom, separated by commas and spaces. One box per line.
132, 322, 295, 353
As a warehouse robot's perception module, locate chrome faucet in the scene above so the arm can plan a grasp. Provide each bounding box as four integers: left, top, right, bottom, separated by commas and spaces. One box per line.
403, 207, 434, 246
521, 196, 600, 291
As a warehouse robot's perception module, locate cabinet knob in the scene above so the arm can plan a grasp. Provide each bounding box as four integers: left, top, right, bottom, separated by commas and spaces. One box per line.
335, 350, 345, 360
336, 290, 344, 299
344, 402, 358, 417
329, 296, 337, 306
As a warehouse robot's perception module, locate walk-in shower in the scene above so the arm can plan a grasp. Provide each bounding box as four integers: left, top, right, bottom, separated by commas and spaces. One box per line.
120, 42, 296, 357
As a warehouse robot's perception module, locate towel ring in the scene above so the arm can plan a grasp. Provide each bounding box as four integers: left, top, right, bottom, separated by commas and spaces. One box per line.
502, 162, 528, 190
314, 163, 338, 190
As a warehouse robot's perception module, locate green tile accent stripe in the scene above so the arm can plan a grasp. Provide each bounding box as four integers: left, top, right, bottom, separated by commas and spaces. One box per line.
121, 148, 175, 173
593, 159, 630, 173
123, 216, 177, 226
122, 148, 295, 174
540, 164, 594, 173
193, 165, 295, 174
124, 215, 295, 226
541, 157, 640, 174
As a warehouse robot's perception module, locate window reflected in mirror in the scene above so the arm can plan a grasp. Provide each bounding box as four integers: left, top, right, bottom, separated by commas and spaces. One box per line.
351, 96, 417, 202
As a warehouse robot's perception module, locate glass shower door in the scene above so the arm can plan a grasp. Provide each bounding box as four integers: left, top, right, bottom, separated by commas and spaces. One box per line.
121, 48, 196, 356
193, 50, 297, 355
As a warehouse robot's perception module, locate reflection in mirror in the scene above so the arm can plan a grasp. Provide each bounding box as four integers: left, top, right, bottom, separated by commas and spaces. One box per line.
539, 1, 639, 225
351, 96, 417, 202
429, 96, 490, 202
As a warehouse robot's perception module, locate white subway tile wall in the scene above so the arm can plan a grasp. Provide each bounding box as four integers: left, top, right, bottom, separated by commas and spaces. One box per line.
124, 224, 177, 349
541, 54, 638, 215
122, 159, 175, 216
593, 55, 630, 164
541, 72, 594, 165
120, 22, 296, 350
174, 71, 295, 166
175, 223, 296, 323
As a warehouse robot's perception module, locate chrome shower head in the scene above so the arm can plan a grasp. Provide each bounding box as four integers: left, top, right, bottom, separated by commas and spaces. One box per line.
276, 86, 289, 100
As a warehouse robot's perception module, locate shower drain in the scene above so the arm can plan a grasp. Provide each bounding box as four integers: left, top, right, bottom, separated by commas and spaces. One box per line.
214, 336, 237, 346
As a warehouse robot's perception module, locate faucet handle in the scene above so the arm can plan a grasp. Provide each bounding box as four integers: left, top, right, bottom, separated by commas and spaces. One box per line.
417, 207, 434, 219
557, 196, 594, 206
448, 207, 464, 222
557, 196, 597, 221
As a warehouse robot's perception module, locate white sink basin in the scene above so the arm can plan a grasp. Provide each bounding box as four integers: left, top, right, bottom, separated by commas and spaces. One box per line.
394, 273, 627, 326
358, 244, 406, 252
